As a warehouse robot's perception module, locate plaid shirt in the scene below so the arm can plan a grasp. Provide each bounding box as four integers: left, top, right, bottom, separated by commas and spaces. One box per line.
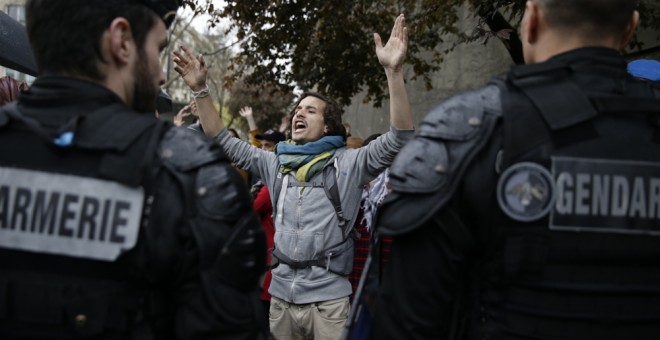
349, 207, 392, 299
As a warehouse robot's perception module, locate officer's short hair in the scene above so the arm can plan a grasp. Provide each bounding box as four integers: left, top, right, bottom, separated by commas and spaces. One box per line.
26, 0, 176, 80
537, 0, 637, 39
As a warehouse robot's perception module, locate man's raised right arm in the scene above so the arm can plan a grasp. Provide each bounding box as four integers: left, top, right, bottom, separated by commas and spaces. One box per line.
173, 46, 276, 175
173, 45, 224, 137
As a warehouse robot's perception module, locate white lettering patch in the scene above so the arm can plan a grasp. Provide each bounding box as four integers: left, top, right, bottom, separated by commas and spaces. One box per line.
551, 157, 660, 235
0, 166, 144, 261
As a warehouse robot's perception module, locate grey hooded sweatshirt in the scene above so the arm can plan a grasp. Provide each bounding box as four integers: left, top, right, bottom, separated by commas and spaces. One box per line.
213, 126, 413, 304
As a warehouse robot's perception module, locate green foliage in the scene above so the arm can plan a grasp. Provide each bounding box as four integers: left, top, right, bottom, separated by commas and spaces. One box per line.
218, 0, 477, 107
186, 0, 660, 107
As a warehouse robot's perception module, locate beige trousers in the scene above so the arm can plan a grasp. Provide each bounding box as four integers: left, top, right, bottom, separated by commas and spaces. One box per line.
269, 296, 350, 340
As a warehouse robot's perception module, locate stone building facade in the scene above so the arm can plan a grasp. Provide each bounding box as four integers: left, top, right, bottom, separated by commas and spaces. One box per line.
343, 6, 660, 139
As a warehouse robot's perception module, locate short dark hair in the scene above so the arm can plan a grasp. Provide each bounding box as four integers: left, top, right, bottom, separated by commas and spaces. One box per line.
26, 0, 160, 80
537, 0, 637, 39
227, 128, 241, 139
289, 91, 346, 140
363, 133, 382, 147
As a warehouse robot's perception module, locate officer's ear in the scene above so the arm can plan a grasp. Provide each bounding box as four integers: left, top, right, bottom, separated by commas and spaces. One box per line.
107, 18, 134, 65
620, 10, 640, 49
521, 0, 540, 46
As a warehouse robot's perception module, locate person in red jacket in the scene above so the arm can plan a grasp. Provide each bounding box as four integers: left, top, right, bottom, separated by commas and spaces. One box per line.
253, 180, 275, 305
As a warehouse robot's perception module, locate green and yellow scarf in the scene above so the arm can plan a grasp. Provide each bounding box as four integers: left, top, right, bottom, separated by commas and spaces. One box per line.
276, 135, 345, 182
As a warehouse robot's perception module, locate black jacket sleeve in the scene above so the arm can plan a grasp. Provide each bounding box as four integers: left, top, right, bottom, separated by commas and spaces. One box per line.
374, 206, 473, 340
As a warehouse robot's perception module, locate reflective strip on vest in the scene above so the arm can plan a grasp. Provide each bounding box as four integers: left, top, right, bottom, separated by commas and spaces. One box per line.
551, 157, 660, 235
0, 166, 144, 261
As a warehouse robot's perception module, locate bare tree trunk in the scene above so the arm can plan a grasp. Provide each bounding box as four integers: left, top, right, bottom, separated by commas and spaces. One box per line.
477, 7, 525, 65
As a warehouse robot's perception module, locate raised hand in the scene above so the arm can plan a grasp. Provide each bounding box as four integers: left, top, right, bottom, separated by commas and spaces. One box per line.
173, 104, 192, 127
239, 106, 253, 118
189, 100, 199, 117
374, 14, 408, 73
173, 45, 207, 91
239, 106, 257, 130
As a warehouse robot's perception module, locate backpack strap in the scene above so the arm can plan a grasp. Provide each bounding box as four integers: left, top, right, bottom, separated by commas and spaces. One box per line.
271, 234, 354, 275
323, 158, 350, 233
271, 173, 283, 220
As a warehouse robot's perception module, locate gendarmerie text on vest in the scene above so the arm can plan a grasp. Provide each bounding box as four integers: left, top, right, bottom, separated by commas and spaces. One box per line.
550, 158, 660, 237
555, 173, 660, 219
0, 185, 132, 243
0, 166, 143, 260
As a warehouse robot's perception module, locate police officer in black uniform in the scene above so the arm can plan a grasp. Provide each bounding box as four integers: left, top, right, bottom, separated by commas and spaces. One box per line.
374, 0, 660, 339
0, 0, 267, 339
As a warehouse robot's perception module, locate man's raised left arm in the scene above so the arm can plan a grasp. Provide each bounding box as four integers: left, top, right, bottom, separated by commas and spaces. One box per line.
375, 14, 413, 131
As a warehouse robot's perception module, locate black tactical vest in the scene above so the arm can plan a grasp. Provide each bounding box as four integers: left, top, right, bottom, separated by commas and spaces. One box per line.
0, 103, 169, 339
468, 59, 660, 340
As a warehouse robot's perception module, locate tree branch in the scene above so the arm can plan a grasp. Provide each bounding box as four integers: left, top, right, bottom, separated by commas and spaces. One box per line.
476, 7, 525, 64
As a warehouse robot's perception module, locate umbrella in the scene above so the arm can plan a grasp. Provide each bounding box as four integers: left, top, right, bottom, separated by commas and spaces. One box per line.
0, 10, 38, 76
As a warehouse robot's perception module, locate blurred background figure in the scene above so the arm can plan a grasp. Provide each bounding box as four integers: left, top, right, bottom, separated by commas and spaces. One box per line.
346, 136, 364, 149
0, 75, 29, 105
227, 127, 241, 139
155, 87, 172, 118
172, 100, 197, 127
255, 129, 285, 152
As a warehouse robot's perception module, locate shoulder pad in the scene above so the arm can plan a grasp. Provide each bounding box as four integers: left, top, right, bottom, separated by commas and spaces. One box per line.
195, 162, 253, 222
192, 162, 267, 291
416, 84, 501, 141
377, 85, 501, 236
388, 84, 501, 194
159, 126, 227, 171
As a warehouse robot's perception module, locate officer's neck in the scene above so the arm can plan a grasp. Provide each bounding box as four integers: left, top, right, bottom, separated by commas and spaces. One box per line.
527, 32, 625, 65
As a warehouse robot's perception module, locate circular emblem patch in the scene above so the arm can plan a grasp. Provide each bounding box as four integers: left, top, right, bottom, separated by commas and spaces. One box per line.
497, 162, 554, 222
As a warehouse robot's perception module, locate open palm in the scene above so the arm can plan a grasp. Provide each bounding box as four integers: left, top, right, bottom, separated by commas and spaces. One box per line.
239, 106, 253, 118
374, 14, 408, 72
173, 45, 207, 91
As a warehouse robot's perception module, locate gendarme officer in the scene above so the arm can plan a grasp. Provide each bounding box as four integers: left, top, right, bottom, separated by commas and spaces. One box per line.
0, 0, 267, 338
374, 0, 660, 339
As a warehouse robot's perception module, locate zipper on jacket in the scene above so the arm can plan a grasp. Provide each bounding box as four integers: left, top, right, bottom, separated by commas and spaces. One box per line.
290, 187, 304, 301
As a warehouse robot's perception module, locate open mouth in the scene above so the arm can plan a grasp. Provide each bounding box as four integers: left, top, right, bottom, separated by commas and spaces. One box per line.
294, 120, 306, 133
